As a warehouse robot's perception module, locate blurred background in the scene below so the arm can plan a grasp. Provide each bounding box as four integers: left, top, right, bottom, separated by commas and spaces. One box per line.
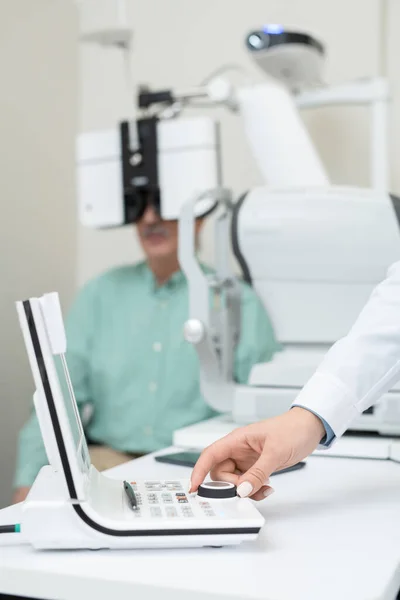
0, 0, 397, 507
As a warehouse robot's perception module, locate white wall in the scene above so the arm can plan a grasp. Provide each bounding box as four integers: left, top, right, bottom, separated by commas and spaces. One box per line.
0, 0, 78, 507
77, 0, 384, 285
387, 0, 400, 194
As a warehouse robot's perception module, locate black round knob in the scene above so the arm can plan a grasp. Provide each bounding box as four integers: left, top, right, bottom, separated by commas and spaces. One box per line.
197, 481, 237, 499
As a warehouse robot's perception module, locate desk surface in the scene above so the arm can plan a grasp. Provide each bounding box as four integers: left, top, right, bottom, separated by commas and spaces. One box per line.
1, 449, 400, 600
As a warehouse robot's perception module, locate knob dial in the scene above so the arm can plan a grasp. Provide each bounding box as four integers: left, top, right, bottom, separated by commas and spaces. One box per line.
197, 481, 237, 499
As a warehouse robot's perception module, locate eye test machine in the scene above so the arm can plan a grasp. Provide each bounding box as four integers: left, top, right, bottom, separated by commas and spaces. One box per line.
3, 21, 400, 600
174, 29, 400, 447
13, 292, 263, 550
76, 26, 400, 446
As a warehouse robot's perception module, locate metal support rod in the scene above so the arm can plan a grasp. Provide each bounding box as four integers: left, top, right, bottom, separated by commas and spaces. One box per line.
178, 188, 239, 412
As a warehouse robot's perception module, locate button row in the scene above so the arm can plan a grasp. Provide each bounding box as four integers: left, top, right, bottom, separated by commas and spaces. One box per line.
144, 481, 183, 492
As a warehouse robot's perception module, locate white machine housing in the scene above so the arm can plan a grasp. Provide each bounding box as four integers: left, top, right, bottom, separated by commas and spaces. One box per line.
235, 81, 329, 187
172, 71, 397, 450
175, 185, 400, 447
232, 185, 400, 430
175, 186, 400, 451
77, 116, 220, 228
14, 292, 264, 551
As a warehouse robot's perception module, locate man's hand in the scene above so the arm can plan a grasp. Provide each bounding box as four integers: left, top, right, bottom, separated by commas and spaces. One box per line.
190, 408, 326, 500
13, 487, 30, 504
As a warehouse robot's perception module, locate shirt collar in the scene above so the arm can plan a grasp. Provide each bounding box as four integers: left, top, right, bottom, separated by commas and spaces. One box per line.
142, 262, 186, 293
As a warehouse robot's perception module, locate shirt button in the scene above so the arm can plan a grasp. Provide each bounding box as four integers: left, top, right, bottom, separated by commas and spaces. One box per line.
153, 342, 162, 352
144, 426, 153, 436
159, 302, 167, 308
149, 382, 158, 393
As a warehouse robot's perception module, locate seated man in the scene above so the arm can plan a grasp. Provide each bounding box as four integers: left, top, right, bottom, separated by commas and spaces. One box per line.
13, 201, 279, 502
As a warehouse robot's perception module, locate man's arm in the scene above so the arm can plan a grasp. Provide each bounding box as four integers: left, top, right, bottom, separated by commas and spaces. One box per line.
234, 282, 280, 384
293, 260, 400, 438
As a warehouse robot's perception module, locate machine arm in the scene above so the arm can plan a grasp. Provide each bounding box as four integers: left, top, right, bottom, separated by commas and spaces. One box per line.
178, 188, 240, 412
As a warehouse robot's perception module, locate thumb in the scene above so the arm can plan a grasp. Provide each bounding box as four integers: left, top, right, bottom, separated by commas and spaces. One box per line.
236, 452, 276, 498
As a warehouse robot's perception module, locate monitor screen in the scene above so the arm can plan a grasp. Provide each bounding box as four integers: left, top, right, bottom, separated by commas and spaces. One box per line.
19, 298, 92, 499
53, 353, 91, 478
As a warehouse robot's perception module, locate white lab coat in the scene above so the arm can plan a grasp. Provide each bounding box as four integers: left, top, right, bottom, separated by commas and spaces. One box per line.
292, 260, 400, 439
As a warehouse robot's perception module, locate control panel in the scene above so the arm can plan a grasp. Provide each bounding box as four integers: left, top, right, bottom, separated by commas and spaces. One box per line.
122, 479, 237, 520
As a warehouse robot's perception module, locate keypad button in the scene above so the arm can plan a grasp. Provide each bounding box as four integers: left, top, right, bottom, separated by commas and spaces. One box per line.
145, 482, 161, 491
165, 481, 182, 491
199, 500, 215, 516
165, 507, 178, 518
150, 507, 162, 518
161, 493, 173, 504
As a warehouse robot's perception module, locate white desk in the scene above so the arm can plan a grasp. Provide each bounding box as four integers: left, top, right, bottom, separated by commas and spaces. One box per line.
1, 449, 400, 600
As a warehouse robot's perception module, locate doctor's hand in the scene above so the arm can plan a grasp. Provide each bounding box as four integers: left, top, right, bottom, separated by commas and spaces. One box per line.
189, 407, 325, 500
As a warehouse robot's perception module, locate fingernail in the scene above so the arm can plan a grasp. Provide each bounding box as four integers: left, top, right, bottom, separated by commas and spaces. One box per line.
263, 488, 275, 498
264, 478, 271, 485
237, 482, 253, 498
188, 480, 192, 493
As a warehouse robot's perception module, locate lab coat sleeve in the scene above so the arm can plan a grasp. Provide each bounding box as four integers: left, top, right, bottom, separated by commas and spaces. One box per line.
14, 280, 97, 488
292, 260, 400, 439
234, 281, 280, 384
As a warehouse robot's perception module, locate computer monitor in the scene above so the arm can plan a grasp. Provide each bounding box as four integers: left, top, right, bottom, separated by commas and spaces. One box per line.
17, 294, 91, 501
